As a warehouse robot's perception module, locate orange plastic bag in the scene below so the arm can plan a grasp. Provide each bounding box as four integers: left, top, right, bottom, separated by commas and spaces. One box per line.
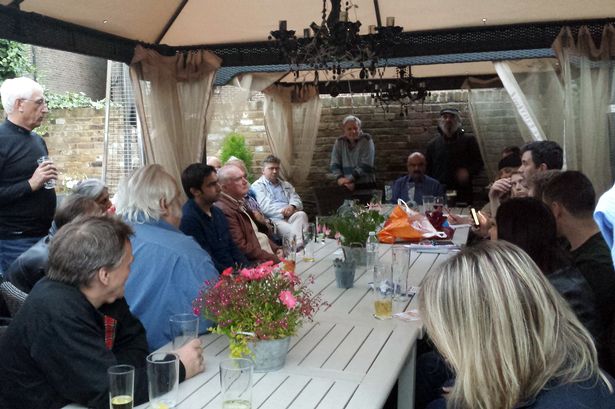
377, 205, 423, 243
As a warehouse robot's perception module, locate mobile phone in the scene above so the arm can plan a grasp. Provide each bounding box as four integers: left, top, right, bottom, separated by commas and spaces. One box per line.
470, 208, 480, 227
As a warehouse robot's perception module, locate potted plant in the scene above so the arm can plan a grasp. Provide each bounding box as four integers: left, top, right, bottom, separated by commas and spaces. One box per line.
193, 261, 321, 372
324, 200, 385, 265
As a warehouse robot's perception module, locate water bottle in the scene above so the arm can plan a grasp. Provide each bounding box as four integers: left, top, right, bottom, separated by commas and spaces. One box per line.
365, 231, 379, 276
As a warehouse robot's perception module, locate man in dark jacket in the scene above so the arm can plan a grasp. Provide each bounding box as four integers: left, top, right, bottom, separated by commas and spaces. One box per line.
0, 216, 204, 409
179, 163, 248, 272
425, 108, 484, 205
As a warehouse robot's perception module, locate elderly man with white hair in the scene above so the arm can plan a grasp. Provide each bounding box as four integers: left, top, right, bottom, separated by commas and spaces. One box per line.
115, 164, 218, 350
330, 115, 376, 191
0, 77, 57, 273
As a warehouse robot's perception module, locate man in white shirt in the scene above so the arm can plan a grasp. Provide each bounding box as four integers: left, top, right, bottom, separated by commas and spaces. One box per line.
252, 155, 309, 244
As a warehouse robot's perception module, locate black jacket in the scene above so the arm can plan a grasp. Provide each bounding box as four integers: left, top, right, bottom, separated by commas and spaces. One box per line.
0, 278, 151, 409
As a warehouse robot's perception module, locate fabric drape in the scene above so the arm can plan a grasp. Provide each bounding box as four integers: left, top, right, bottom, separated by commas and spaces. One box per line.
129, 45, 221, 187
262, 85, 322, 184
552, 25, 615, 194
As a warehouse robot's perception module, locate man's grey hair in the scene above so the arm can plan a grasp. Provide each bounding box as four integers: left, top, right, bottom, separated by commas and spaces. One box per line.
342, 115, 361, 128
114, 164, 181, 223
0, 77, 44, 114
47, 216, 133, 287
217, 164, 242, 186
73, 179, 106, 200
262, 155, 281, 167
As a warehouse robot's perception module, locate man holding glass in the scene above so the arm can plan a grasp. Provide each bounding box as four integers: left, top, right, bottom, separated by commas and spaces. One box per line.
0, 216, 204, 408
0, 77, 57, 273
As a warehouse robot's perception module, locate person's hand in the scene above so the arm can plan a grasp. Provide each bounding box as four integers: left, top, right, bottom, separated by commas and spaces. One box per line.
343, 181, 355, 192
455, 168, 470, 184
281, 205, 295, 219
29, 161, 58, 191
472, 211, 491, 238
337, 177, 352, 186
175, 338, 204, 379
489, 178, 511, 201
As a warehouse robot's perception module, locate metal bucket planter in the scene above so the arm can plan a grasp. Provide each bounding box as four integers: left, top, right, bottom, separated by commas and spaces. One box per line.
333, 258, 356, 289
247, 337, 291, 372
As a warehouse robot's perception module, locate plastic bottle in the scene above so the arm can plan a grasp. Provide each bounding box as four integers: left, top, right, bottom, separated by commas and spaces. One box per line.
365, 231, 379, 275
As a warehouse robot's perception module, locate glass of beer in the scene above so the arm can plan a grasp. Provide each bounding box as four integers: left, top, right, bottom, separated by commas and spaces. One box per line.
108, 364, 134, 409
373, 262, 393, 320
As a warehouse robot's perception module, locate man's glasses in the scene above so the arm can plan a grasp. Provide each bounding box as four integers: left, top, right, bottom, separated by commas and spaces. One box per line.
21, 98, 47, 107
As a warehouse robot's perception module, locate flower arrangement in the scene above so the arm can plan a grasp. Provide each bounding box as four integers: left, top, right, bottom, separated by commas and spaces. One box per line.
193, 261, 322, 357
324, 201, 385, 247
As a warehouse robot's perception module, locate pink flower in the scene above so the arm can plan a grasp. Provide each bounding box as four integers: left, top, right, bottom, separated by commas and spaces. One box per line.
222, 267, 233, 277
279, 290, 297, 309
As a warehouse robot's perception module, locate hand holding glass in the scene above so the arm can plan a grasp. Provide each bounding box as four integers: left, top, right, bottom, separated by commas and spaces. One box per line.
37, 156, 56, 189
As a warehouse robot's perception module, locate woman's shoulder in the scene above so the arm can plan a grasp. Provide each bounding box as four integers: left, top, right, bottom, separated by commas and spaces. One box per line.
523, 376, 615, 408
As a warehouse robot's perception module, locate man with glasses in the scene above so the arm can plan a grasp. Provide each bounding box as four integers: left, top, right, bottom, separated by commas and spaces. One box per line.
0, 77, 57, 274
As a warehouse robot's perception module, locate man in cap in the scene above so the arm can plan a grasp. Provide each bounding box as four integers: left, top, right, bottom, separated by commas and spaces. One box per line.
425, 108, 484, 205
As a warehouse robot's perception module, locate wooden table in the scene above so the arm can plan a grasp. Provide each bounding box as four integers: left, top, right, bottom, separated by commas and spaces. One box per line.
150, 232, 467, 409
66, 218, 469, 409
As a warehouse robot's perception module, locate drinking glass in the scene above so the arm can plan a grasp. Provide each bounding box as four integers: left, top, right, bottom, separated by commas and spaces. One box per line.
302, 223, 316, 262
108, 364, 134, 409
169, 313, 199, 350
282, 234, 297, 272
422, 195, 434, 214
147, 352, 179, 408
391, 246, 411, 302
384, 184, 393, 202
370, 190, 383, 207
37, 156, 56, 189
373, 262, 393, 320
220, 358, 253, 409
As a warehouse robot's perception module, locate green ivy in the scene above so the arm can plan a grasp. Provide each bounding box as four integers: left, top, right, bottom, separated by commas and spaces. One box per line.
0, 39, 35, 81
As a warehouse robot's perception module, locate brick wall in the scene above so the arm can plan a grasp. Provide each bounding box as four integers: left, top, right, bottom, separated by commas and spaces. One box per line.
28, 46, 107, 100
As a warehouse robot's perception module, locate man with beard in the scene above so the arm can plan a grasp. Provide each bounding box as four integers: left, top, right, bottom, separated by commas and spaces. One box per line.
391, 152, 444, 205
425, 108, 483, 205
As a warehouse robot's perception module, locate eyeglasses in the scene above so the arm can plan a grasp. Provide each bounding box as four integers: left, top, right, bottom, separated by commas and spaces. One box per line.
21, 98, 47, 107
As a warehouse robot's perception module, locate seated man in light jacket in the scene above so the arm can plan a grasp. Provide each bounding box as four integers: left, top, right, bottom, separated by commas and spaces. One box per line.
251, 155, 309, 244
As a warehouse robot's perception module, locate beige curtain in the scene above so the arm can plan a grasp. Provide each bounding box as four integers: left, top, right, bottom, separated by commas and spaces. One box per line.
553, 25, 615, 194
262, 85, 322, 184
129, 45, 221, 185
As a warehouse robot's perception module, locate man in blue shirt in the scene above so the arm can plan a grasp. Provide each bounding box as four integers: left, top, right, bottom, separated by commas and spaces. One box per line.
179, 163, 248, 273
115, 164, 219, 350
391, 152, 444, 205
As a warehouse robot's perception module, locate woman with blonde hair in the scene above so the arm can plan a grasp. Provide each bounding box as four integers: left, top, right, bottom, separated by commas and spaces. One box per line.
420, 240, 614, 409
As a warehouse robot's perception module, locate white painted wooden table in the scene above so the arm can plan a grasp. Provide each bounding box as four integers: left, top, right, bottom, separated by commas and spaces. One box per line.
146, 232, 467, 409
66, 215, 469, 409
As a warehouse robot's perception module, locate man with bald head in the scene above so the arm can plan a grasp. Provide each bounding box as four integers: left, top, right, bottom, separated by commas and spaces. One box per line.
391, 152, 444, 205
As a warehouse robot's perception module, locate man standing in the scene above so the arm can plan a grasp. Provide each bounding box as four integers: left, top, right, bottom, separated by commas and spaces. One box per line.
330, 115, 376, 191
0, 216, 204, 408
252, 155, 309, 242
180, 163, 249, 272
425, 108, 483, 205
390, 152, 444, 205
0, 77, 57, 272
541, 171, 615, 328
216, 164, 282, 264
115, 164, 218, 350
